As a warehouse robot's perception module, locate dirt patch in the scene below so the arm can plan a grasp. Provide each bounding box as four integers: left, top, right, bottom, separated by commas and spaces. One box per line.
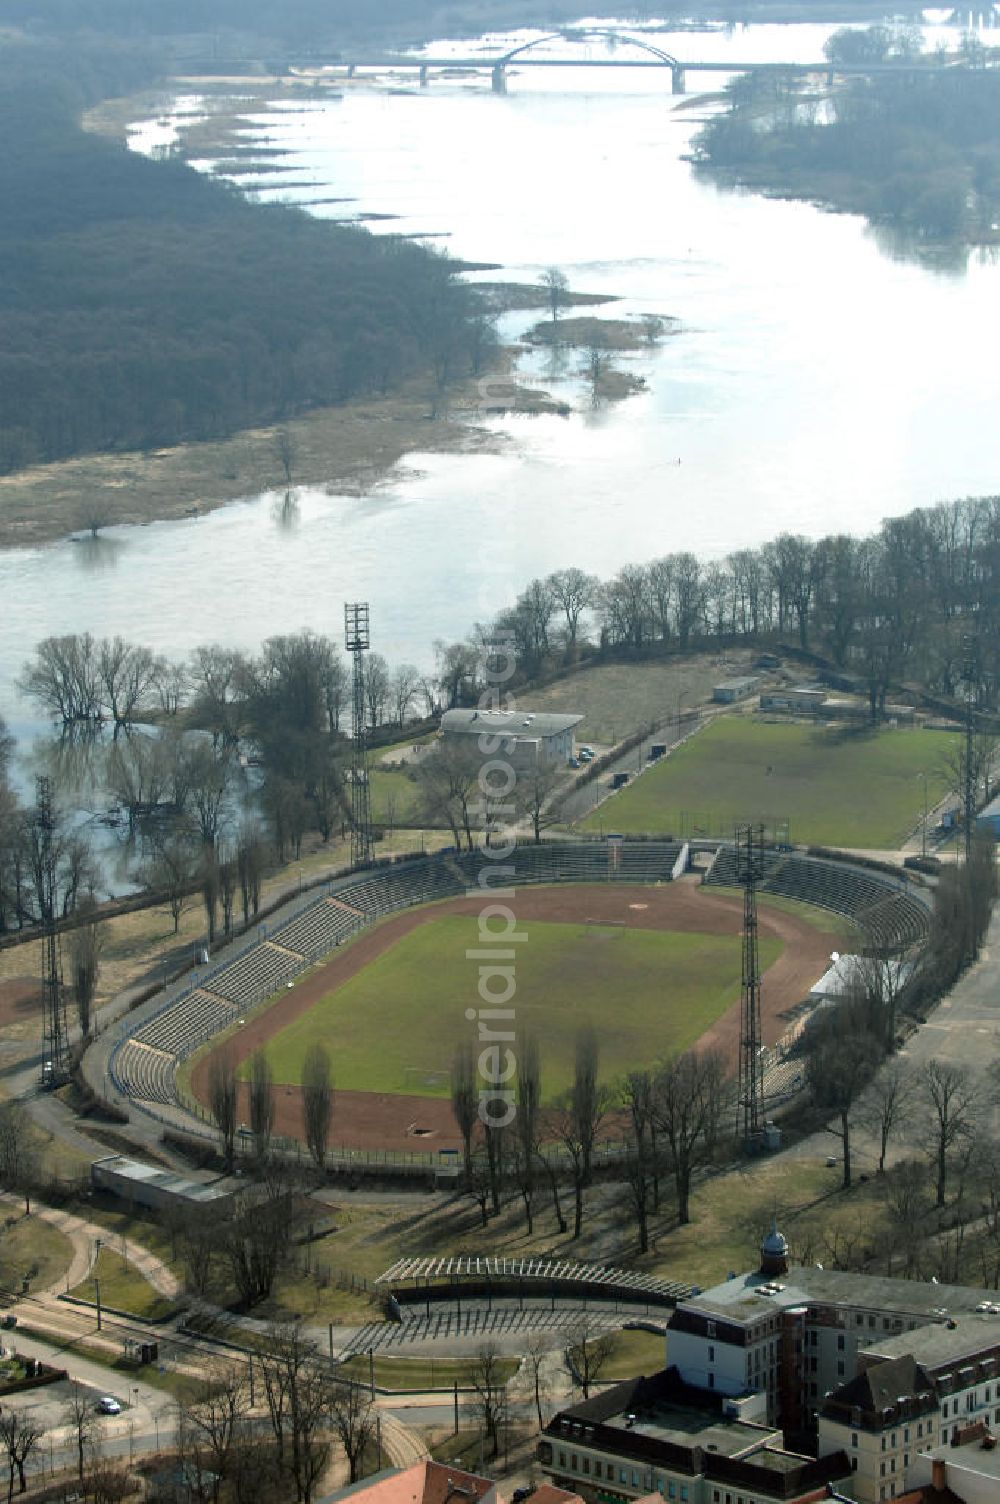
191, 883, 837, 1153
0, 979, 42, 1029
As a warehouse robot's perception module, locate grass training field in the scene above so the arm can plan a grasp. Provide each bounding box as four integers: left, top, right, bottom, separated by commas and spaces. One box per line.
580, 718, 956, 847
252, 915, 781, 1100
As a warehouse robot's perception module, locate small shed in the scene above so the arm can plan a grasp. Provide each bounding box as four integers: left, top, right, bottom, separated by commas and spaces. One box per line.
712, 676, 760, 704
976, 793, 1000, 840
91, 1156, 234, 1214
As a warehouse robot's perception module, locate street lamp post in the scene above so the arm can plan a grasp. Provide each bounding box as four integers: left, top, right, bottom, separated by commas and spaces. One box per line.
918, 772, 928, 858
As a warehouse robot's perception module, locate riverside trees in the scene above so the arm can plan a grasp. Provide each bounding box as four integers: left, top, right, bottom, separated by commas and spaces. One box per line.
0, 60, 488, 475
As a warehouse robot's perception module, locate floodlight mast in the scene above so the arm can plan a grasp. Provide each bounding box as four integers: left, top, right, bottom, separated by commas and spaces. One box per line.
37, 776, 69, 1084
345, 603, 373, 869
736, 822, 764, 1144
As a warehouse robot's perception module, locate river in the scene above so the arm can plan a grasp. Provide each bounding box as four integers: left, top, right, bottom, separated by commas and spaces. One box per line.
3, 12, 1000, 746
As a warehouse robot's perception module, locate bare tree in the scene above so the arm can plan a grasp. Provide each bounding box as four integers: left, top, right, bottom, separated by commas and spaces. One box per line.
68, 899, 102, 1037
859, 1059, 915, 1174
301, 1042, 333, 1170
0, 1103, 36, 1215
803, 1013, 881, 1190
517, 763, 564, 844
208, 1050, 238, 1172
515, 1035, 541, 1233
564, 1314, 614, 1399
470, 1343, 507, 1460
523, 1334, 550, 1430
249, 1048, 275, 1161
920, 1059, 979, 1207
451, 1041, 478, 1184
63, 1382, 96, 1482
225, 1167, 295, 1307
328, 1379, 375, 1484
147, 827, 198, 933
623, 1134, 651, 1253
654, 1049, 726, 1225
624, 1067, 660, 1212
274, 426, 296, 487
260, 1322, 331, 1504
547, 567, 598, 648
178, 1367, 251, 1503
0, 1410, 42, 1502
541, 267, 569, 322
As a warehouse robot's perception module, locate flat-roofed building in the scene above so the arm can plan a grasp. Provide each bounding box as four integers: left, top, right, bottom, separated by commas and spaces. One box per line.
537, 1369, 851, 1504
91, 1155, 234, 1214
440, 709, 583, 768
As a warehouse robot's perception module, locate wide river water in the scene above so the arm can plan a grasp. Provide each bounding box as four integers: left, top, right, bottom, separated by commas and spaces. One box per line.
4, 13, 1000, 750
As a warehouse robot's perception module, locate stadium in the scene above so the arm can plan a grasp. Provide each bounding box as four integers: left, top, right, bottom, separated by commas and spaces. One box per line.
90, 835, 932, 1166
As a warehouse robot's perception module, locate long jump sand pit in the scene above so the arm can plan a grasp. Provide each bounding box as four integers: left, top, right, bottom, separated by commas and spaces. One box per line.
191, 882, 837, 1155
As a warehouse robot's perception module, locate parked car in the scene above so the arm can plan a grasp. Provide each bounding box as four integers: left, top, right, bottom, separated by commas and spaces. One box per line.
96, 1396, 122, 1415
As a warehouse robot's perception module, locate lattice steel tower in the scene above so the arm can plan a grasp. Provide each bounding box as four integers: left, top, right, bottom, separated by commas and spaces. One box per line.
37, 776, 69, 1083
963, 633, 978, 862
736, 823, 765, 1144
345, 602, 373, 868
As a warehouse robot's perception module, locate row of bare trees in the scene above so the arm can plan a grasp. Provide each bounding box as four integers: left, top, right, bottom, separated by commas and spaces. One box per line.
452, 1028, 728, 1248
208, 1043, 333, 1178
173, 1328, 376, 1503
432, 495, 1000, 720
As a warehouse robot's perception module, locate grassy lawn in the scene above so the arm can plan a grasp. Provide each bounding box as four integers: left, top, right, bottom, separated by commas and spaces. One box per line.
255, 916, 780, 1099
338, 1353, 519, 1391
0, 1213, 74, 1296
522, 657, 731, 746
579, 719, 955, 848
69, 1245, 179, 1322
590, 1327, 667, 1380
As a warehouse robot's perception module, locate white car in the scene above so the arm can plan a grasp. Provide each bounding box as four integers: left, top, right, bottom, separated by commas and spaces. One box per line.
96, 1396, 121, 1415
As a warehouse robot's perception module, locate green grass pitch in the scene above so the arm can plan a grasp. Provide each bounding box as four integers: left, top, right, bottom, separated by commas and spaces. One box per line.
255, 916, 781, 1099
579, 719, 956, 848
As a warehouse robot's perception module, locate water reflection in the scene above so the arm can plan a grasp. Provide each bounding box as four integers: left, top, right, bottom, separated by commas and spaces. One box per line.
72, 533, 125, 572
272, 489, 300, 530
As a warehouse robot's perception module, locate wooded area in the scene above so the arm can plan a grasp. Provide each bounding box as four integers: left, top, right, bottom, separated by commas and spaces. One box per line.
697, 30, 1000, 241
0, 37, 488, 474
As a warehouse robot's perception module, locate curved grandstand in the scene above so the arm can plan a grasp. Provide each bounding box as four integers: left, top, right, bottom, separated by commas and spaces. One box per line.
98, 839, 931, 1142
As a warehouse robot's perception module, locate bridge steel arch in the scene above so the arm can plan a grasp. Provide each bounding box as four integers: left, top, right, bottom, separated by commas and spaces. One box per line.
494, 26, 686, 92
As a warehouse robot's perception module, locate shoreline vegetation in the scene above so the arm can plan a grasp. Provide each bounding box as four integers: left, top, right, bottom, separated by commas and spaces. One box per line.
694, 29, 1000, 250
0, 46, 672, 550
0, 286, 664, 550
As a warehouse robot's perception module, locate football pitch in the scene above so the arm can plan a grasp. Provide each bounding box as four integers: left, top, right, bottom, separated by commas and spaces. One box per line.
253, 915, 781, 1099
580, 719, 956, 848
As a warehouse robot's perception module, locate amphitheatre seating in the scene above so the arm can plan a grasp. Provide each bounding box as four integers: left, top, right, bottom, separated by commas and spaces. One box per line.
208, 942, 303, 1006
704, 848, 929, 951
335, 859, 466, 920
135, 988, 241, 1059
112, 1039, 178, 1104
271, 898, 363, 959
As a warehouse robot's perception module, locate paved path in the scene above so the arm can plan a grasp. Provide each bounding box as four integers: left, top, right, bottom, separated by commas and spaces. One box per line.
1, 1193, 180, 1299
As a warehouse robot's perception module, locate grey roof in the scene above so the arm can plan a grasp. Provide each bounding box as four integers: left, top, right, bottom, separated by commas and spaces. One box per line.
861, 1314, 1000, 1373
977, 793, 1000, 821
91, 1155, 231, 1204
441, 709, 582, 738
820, 1354, 936, 1424
674, 1265, 1000, 1327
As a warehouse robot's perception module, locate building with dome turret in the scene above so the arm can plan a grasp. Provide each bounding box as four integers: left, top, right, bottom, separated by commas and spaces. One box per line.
665, 1223, 1000, 1439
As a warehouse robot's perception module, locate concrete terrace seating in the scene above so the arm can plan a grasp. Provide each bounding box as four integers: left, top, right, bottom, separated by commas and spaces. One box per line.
271, 898, 362, 959
335, 859, 465, 920
208, 941, 303, 1006
704, 847, 929, 950
112, 1039, 178, 1105
135, 988, 241, 1059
